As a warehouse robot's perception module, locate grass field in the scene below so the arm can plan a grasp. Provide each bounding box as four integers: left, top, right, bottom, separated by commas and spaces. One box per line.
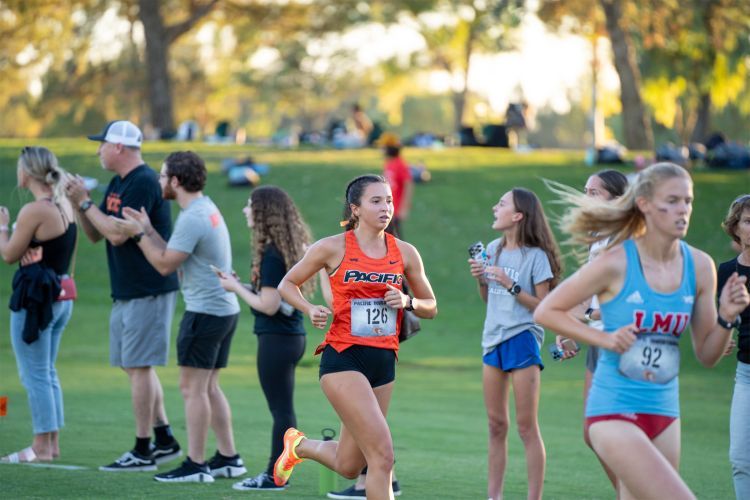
0, 139, 747, 499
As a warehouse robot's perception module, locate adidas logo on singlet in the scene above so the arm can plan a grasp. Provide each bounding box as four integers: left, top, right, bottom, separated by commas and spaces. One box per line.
625, 291, 644, 304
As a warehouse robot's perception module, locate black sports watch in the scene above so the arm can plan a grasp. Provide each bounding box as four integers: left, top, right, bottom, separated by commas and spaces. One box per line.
508, 282, 522, 296
717, 313, 741, 330
404, 296, 415, 311
131, 231, 145, 243
79, 199, 94, 213
584, 307, 595, 322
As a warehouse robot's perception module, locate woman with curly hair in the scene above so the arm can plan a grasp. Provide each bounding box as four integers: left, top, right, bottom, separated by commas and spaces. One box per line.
218, 185, 314, 490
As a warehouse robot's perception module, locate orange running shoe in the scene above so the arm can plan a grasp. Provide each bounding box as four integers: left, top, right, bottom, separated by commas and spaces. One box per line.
273, 427, 306, 486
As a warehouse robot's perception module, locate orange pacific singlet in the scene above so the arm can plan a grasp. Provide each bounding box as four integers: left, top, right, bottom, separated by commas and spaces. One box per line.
316, 230, 405, 355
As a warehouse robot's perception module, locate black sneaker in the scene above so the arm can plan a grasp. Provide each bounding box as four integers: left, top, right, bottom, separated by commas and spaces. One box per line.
207, 451, 247, 478
327, 481, 401, 499
154, 458, 214, 483
233, 471, 285, 491
150, 440, 182, 465
99, 450, 157, 472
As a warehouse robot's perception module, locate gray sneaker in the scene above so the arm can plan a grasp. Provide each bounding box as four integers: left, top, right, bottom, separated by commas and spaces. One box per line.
99, 450, 157, 472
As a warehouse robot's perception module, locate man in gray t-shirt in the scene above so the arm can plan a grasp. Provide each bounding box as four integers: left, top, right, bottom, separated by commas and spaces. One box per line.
114, 151, 244, 483
168, 196, 239, 317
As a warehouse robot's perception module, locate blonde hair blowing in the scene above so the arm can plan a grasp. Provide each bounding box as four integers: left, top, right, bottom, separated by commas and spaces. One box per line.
19, 146, 68, 203
547, 162, 691, 248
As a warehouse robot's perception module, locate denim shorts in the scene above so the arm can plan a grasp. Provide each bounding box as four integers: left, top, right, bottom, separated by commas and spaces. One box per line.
483, 330, 544, 372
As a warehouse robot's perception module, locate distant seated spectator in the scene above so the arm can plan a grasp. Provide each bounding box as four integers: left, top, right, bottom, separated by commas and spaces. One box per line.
351, 104, 373, 141
176, 121, 200, 141
505, 102, 529, 149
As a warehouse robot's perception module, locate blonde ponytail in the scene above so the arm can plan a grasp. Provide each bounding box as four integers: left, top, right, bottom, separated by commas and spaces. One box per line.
19, 146, 68, 203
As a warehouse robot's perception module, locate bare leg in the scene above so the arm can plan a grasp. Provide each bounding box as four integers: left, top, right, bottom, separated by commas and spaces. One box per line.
295, 372, 395, 500
124, 367, 156, 438
207, 369, 237, 456
510, 365, 545, 500
51, 431, 60, 458
589, 419, 694, 500
31, 432, 54, 460
151, 369, 168, 426
582, 368, 617, 491
179, 366, 213, 463
483, 365, 511, 500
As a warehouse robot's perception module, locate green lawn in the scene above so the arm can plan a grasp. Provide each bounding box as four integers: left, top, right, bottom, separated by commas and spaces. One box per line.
0, 140, 747, 498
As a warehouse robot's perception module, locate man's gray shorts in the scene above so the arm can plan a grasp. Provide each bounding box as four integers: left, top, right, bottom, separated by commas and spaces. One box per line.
109, 291, 178, 368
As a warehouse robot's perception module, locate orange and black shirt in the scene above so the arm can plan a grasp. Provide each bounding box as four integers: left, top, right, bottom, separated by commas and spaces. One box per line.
316, 230, 405, 354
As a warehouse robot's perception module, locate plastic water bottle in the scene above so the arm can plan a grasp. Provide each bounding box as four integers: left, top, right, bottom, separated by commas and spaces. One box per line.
318, 428, 337, 495
468, 241, 488, 266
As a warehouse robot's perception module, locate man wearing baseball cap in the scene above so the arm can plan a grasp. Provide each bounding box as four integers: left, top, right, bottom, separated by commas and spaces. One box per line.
65, 120, 182, 472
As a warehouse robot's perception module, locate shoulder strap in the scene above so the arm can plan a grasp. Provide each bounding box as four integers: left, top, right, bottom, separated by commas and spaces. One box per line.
68, 225, 79, 278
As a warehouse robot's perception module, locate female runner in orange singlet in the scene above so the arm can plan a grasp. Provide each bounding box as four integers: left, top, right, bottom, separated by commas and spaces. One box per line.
276, 174, 437, 500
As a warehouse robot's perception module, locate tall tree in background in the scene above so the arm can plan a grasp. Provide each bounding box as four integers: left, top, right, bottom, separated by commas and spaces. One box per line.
600, 0, 652, 149
0, 0, 110, 136
221, 0, 438, 134
637, 0, 750, 143
419, 0, 523, 131
538, 0, 654, 150
137, 0, 218, 138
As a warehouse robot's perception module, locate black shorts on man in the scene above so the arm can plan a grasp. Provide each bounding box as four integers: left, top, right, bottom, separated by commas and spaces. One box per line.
177, 312, 239, 369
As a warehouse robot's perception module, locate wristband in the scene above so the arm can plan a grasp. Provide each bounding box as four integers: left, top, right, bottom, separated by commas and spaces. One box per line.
717, 313, 741, 330
79, 200, 94, 213
404, 296, 415, 311
131, 231, 145, 243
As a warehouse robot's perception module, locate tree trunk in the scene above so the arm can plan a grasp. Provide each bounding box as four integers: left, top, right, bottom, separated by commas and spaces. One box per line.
690, 93, 711, 144
453, 19, 477, 132
690, 1, 717, 144
137, 0, 217, 139
600, 0, 653, 151
139, 0, 175, 138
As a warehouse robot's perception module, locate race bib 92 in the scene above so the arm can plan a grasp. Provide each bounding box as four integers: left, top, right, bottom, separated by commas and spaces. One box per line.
618, 333, 680, 384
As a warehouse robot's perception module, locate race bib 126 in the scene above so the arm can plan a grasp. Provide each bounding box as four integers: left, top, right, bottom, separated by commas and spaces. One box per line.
351, 298, 397, 337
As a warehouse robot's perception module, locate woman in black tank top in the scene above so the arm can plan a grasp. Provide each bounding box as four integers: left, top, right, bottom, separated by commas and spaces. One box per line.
0, 146, 76, 464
